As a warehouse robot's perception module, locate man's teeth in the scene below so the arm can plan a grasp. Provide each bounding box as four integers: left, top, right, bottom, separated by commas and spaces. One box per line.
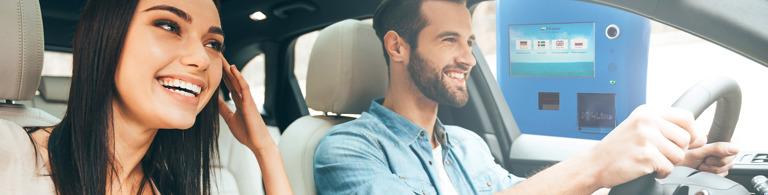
159, 79, 202, 96
447, 72, 465, 79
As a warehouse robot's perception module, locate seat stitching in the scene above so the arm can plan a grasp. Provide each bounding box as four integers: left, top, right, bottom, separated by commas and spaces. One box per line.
35, 0, 43, 92
16, 0, 24, 100
0, 113, 58, 124
332, 24, 344, 112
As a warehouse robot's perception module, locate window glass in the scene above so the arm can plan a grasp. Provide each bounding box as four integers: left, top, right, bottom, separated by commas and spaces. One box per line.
474, 1, 767, 150
42, 51, 73, 76
646, 22, 768, 151
294, 30, 323, 116
240, 53, 266, 108
472, 1, 497, 79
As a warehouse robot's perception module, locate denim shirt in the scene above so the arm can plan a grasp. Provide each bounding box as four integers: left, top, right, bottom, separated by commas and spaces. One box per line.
314, 99, 525, 195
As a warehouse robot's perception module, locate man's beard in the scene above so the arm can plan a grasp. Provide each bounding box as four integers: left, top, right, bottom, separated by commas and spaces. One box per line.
407, 50, 469, 108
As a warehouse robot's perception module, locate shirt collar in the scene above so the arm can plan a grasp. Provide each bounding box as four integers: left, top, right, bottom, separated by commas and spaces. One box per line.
368, 98, 450, 147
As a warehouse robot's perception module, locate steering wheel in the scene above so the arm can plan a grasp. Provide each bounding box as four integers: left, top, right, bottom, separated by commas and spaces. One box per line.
608, 77, 749, 195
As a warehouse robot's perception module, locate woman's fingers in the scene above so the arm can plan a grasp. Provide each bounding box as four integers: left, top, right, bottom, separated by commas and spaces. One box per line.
222, 66, 234, 91
230, 64, 253, 105
218, 96, 234, 118
222, 65, 243, 104
228, 65, 244, 94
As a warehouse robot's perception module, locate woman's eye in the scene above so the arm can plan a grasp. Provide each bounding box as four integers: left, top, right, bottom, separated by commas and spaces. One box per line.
153, 19, 181, 35
205, 41, 224, 52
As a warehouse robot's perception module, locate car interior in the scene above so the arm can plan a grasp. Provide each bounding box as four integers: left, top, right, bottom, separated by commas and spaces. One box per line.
2, 0, 767, 194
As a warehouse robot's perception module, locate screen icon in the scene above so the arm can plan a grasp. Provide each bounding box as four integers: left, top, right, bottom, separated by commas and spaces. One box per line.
571, 38, 588, 49
516, 40, 531, 50
534, 40, 549, 50
552, 39, 568, 50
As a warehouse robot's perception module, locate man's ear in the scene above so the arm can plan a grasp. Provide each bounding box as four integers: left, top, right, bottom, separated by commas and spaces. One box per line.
383, 30, 409, 64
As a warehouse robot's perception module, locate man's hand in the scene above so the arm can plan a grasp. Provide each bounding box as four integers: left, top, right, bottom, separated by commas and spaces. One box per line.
677, 142, 739, 176
587, 105, 706, 188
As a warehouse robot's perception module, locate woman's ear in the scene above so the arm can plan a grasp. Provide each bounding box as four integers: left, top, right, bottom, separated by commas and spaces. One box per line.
383, 30, 409, 65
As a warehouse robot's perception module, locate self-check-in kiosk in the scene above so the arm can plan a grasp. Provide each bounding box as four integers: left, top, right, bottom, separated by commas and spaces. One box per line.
497, 0, 651, 140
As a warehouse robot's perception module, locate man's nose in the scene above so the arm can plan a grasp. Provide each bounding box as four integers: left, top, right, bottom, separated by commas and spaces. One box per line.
455, 44, 477, 68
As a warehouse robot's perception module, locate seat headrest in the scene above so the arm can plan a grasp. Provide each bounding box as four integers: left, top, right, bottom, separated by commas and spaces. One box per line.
0, 0, 45, 101
305, 19, 388, 114
38, 76, 71, 102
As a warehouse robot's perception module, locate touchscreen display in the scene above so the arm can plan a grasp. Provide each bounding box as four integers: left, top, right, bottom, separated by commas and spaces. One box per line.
509, 22, 595, 77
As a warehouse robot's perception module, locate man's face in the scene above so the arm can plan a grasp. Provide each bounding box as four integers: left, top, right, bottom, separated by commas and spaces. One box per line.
407, 1, 476, 107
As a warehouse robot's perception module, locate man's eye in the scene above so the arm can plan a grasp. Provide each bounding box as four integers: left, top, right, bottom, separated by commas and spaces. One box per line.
153, 19, 181, 35
443, 38, 457, 47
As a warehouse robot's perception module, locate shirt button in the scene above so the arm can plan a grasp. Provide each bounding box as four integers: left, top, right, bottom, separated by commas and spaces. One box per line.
487, 182, 492, 187
428, 161, 432, 165
420, 132, 425, 136
445, 161, 451, 165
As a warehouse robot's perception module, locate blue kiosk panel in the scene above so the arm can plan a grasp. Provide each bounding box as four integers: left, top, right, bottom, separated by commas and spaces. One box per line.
497, 0, 650, 140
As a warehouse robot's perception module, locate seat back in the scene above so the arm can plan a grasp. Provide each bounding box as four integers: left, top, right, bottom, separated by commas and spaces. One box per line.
278, 19, 389, 195
31, 76, 71, 119
0, 0, 59, 127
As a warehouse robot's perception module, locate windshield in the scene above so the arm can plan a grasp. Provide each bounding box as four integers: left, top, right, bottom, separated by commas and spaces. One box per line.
473, 1, 768, 151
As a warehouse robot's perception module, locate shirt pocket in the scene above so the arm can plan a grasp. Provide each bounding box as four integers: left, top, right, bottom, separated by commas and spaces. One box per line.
470, 168, 499, 193
398, 175, 436, 195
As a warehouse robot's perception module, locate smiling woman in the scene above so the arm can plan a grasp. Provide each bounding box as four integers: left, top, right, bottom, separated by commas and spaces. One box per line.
0, 0, 291, 194
48, 0, 223, 194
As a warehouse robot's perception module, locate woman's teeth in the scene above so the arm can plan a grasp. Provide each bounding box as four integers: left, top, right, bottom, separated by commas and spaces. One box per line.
159, 79, 202, 97
447, 72, 465, 80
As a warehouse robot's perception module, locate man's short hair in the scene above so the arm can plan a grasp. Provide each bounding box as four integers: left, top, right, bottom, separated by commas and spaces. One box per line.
372, 0, 467, 66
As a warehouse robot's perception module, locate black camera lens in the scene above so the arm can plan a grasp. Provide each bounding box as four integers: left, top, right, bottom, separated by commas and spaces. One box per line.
606, 24, 620, 39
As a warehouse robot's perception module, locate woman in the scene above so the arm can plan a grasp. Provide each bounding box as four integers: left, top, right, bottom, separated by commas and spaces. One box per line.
0, 0, 292, 194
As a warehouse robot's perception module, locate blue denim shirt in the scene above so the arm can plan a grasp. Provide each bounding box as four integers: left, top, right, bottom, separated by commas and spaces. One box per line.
314, 99, 525, 195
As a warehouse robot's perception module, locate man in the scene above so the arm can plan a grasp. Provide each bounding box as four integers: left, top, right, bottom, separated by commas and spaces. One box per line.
314, 0, 739, 194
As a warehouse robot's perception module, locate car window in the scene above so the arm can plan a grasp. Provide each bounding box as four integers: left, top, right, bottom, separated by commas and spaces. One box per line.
646, 23, 768, 151
472, 1, 497, 79
294, 19, 373, 116
42, 51, 73, 76
240, 53, 266, 108
472, 2, 767, 151
293, 30, 323, 116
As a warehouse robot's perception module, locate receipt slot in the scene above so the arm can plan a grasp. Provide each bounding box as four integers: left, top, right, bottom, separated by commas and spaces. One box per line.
496, 0, 650, 140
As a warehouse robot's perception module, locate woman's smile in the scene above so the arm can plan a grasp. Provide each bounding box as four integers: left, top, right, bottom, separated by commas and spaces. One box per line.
156, 75, 206, 106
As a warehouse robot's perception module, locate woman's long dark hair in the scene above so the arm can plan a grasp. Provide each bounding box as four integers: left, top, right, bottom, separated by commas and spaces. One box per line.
47, 0, 221, 194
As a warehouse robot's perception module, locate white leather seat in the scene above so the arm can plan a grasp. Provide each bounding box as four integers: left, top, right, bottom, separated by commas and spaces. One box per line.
31, 76, 71, 119
0, 0, 59, 127
278, 19, 389, 195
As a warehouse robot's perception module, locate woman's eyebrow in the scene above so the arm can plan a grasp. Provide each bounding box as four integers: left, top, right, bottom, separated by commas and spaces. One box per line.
209, 26, 224, 37
144, 5, 192, 23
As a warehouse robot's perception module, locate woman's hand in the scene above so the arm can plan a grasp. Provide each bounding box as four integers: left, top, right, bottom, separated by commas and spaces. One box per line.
218, 57, 275, 152
218, 57, 294, 194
